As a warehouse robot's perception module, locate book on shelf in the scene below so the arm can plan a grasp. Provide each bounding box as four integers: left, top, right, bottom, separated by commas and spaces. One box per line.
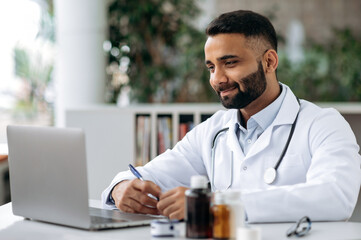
178, 121, 194, 140
157, 116, 172, 155
135, 115, 151, 166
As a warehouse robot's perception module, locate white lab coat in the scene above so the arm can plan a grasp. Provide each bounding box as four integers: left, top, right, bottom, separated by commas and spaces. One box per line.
102, 84, 361, 223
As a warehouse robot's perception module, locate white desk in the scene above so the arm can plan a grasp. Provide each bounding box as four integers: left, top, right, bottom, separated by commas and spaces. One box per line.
1, 202, 361, 240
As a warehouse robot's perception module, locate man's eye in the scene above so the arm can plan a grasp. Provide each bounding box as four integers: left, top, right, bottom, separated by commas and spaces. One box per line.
225, 60, 238, 65
207, 66, 214, 72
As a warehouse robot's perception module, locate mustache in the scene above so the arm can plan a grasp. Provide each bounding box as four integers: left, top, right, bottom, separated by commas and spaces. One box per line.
214, 82, 239, 92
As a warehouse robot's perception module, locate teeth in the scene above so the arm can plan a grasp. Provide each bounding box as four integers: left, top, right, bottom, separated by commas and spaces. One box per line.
222, 87, 234, 92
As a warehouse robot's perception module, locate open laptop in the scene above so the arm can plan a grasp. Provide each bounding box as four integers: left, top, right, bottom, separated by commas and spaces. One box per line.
7, 125, 164, 230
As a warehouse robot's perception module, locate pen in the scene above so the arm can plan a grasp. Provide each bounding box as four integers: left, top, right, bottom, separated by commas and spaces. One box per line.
128, 164, 159, 201
128, 164, 144, 181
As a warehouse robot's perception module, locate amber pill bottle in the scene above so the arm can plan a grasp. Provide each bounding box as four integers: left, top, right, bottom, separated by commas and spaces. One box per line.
212, 192, 231, 239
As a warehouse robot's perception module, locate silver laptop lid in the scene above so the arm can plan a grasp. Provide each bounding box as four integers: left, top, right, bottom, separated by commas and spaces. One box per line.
7, 125, 91, 229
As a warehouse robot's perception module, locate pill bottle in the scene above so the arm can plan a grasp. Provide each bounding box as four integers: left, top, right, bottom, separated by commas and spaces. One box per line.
237, 227, 261, 240
212, 192, 231, 239
185, 175, 212, 238
223, 191, 244, 239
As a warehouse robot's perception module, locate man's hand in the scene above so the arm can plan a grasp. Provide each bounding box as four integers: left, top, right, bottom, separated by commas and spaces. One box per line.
157, 186, 189, 220
111, 179, 161, 215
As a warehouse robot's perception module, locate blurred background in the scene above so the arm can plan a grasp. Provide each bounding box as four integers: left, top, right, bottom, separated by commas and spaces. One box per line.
1, 0, 360, 139
0, 0, 360, 204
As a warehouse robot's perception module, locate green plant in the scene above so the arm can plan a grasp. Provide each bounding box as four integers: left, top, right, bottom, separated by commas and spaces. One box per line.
13, 44, 54, 116
12, 0, 55, 119
278, 29, 361, 102
106, 0, 217, 103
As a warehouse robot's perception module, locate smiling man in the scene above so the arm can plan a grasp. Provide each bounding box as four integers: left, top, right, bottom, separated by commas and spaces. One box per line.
102, 10, 361, 223
205, 33, 279, 123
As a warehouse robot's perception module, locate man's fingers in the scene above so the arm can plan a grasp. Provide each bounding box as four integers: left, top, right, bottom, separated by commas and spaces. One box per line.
159, 203, 177, 218
157, 187, 187, 220
124, 199, 160, 215
132, 179, 161, 200
169, 209, 184, 220
111, 179, 161, 215
127, 188, 158, 208
118, 198, 160, 215
159, 187, 177, 200
158, 192, 175, 212
116, 204, 135, 213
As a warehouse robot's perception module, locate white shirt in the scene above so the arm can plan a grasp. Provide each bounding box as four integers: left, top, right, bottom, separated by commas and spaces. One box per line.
102, 83, 361, 223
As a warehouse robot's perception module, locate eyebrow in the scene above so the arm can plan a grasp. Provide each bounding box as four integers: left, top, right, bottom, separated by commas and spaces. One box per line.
205, 55, 239, 65
218, 55, 238, 61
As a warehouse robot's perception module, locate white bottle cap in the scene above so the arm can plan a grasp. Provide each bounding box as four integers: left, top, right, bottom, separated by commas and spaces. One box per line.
190, 175, 208, 189
237, 227, 261, 240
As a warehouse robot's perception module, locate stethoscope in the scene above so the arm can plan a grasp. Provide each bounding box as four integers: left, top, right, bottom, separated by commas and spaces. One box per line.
211, 98, 301, 187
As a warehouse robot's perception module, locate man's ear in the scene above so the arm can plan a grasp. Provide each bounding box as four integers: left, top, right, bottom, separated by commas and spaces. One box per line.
263, 49, 278, 73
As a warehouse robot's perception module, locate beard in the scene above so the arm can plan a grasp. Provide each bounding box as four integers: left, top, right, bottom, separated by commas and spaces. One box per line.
217, 61, 267, 109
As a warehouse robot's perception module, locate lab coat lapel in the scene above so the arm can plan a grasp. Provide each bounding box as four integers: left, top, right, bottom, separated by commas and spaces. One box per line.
226, 123, 245, 158
245, 85, 301, 160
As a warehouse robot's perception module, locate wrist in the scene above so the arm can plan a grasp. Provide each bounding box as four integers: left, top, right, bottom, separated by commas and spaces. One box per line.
110, 180, 129, 204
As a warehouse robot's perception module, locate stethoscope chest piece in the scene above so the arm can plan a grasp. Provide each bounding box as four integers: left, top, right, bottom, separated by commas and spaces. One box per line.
264, 167, 277, 184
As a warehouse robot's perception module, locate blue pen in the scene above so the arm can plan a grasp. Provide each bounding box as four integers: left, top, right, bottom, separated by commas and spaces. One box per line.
128, 164, 159, 201
128, 164, 144, 181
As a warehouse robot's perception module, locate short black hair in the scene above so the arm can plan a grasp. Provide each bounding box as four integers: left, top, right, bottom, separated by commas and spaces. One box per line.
206, 10, 277, 52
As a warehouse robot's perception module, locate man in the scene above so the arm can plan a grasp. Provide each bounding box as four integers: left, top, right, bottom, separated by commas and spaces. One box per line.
102, 10, 361, 223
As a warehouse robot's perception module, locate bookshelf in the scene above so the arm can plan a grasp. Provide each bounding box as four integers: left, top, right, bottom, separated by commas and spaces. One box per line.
129, 104, 225, 164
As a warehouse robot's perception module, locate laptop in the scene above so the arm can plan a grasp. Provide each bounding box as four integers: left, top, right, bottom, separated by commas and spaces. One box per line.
7, 125, 164, 230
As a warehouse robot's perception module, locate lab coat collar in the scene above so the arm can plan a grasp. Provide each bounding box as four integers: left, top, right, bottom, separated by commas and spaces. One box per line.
245, 83, 301, 159
272, 83, 300, 126
226, 121, 245, 158
222, 110, 246, 158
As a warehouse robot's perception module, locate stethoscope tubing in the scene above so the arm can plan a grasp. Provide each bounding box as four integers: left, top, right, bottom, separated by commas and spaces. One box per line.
273, 108, 300, 170
211, 127, 230, 149
211, 127, 231, 191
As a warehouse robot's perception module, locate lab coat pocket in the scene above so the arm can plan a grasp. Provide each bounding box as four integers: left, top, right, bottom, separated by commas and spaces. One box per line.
213, 148, 232, 191
265, 153, 306, 185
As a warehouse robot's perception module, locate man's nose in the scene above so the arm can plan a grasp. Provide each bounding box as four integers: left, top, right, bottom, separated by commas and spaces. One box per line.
210, 68, 228, 85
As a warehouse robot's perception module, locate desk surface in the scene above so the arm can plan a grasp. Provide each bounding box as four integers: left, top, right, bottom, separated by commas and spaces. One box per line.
1, 201, 361, 240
